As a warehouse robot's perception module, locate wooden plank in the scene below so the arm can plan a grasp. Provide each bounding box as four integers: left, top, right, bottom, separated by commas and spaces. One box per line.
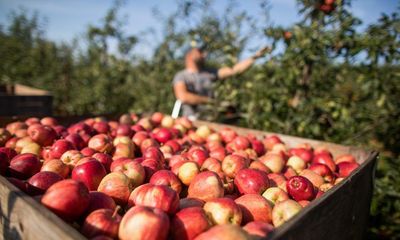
0, 176, 85, 240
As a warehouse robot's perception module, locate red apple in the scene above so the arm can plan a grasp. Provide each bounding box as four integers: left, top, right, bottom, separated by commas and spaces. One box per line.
243, 221, 274, 238
86, 191, 117, 214
27, 171, 63, 195
111, 159, 145, 188
263, 135, 283, 150
203, 197, 242, 225
171, 207, 211, 240
93, 121, 110, 134
234, 168, 270, 195
154, 128, 173, 144
271, 199, 302, 227
222, 154, 248, 178
201, 157, 223, 176
268, 173, 287, 191
141, 158, 162, 181
308, 163, 334, 183
151, 112, 164, 126
81, 208, 121, 239
72, 159, 107, 190
88, 134, 113, 154
286, 176, 316, 201
209, 146, 227, 161
235, 194, 273, 224
219, 128, 237, 143
98, 172, 132, 206
40, 117, 58, 126
335, 154, 357, 164
7, 177, 28, 192
194, 224, 250, 240
118, 206, 170, 240
289, 148, 313, 163
128, 183, 179, 214
65, 133, 86, 150
9, 153, 41, 179
142, 146, 164, 163
312, 153, 336, 172
188, 171, 224, 201
41, 179, 90, 222
41, 159, 70, 178
249, 160, 270, 173
187, 148, 209, 166
81, 147, 98, 157
150, 170, 182, 195
28, 125, 57, 146
337, 162, 360, 178
50, 139, 75, 159
0, 147, 17, 161
92, 153, 113, 172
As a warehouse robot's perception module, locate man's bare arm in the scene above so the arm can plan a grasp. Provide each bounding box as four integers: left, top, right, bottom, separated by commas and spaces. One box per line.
217, 46, 270, 80
174, 81, 210, 105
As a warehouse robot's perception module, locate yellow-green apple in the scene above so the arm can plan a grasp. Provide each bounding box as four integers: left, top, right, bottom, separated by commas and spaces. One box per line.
335, 154, 357, 164
319, 182, 334, 192
15, 137, 34, 153
98, 172, 132, 206
286, 156, 306, 174
20, 142, 41, 155
150, 169, 182, 195
300, 169, 324, 188
41, 159, 70, 178
298, 200, 310, 208
179, 198, 205, 210
86, 191, 117, 214
207, 133, 222, 143
194, 224, 250, 240
308, 163, 334, 183
49, 139, 75, 159
259, 153, 285, 173
235, 194, 273, 224
337, 162, 360, 177
89, 134, 113, 154
196, 125, 212, 140
6, 121, 27, 135
271, 199, 302, 227
243, 221, 274, 238
171, 207, 211, 240
203, 197, 242, 225
72, 159, 107, 190
27, 171, 63, 195
312, 153, 336, 172
234, 168, 270, 195
249, 160, 270, 173
9, 153, 41, 179
286, 176, 316, 201
61, 150, 84, 167
262, 187, 289, 206
178, 161, 200, 186
81, 208, 121, 239
188, 171, 224, 201
118, 206, 170, 240
129, 183, 179, 214
41, 179, 89, 222
161, 115, 175, 128
137, 117, 153, 130
113, 143, 135, 159
222, 154, 248, 178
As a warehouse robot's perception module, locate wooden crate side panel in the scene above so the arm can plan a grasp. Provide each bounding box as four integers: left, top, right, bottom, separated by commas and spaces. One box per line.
0, 177, 85, 240
0, 96, 52, 116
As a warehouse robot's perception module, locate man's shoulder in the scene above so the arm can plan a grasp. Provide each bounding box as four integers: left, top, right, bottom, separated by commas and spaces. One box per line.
174, 69, 188, 77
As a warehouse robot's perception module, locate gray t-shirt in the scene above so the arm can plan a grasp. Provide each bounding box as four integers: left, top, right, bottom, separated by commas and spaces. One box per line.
172, 68, 218, 118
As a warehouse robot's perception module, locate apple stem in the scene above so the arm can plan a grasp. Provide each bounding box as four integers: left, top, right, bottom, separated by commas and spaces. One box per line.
112, 205, 121, 218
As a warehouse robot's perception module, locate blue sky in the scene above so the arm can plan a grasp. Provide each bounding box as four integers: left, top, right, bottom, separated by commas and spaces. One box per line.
0, 0, 398, 57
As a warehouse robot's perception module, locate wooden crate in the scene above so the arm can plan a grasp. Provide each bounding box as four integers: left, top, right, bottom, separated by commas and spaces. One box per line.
0, 118, 378, 240
0, 84, 52, 116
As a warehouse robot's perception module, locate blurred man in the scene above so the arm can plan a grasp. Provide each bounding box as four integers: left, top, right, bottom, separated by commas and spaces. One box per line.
172, 46, 270, 119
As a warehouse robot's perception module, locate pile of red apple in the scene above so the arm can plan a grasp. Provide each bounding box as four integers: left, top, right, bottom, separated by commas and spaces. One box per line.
0, 113, 360, 240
